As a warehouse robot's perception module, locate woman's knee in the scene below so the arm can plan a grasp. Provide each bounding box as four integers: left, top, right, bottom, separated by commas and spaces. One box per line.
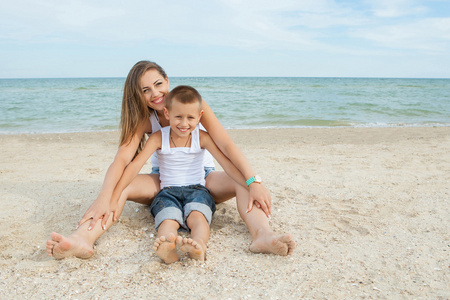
124, 174, 161, 204
205, 172, 236, 203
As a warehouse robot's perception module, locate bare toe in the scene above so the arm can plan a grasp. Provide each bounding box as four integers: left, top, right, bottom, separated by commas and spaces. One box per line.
47, 232, 94, 259
179, 238, 206, 261
154, 233, 178, 264
250, 232, 295, 256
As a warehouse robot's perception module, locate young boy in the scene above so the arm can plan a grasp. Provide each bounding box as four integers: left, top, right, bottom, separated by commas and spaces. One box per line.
109, 85, 248, 263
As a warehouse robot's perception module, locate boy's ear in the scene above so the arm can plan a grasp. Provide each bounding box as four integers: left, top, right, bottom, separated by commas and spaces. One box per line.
198, 110, 204, 122
163, 107, 170, 120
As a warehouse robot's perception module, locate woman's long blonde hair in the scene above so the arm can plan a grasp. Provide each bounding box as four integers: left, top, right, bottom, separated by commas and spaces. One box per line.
120, 60, 167, 157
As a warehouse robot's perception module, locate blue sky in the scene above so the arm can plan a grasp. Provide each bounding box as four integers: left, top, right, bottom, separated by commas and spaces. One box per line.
1, 0, 449, 78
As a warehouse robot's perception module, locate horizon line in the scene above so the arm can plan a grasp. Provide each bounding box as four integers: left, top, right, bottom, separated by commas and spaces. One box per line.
1, 76, 449, 80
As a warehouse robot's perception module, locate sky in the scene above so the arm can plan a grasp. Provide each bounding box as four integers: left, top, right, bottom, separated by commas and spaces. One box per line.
0, 0, 449, 78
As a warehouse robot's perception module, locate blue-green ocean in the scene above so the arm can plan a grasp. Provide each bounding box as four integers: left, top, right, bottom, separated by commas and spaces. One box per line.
0, 77, 449, 134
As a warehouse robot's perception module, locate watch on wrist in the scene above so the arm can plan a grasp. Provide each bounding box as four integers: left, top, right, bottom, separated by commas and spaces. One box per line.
246, 175, 262, 186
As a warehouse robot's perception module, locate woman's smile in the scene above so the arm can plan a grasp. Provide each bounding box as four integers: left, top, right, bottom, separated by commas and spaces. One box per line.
152, 95, 165, 105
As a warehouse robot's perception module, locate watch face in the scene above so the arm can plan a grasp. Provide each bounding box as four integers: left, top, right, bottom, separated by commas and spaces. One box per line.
255, 175, 262, 183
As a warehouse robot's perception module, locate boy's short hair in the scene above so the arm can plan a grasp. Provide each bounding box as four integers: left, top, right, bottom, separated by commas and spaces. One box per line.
165, 85, 202, 111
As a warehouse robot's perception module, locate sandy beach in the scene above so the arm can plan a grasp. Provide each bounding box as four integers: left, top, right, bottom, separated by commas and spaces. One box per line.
0, 127, 449, 299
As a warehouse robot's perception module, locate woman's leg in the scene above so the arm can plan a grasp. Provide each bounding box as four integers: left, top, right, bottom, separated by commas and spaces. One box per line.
46, 174, 160, 259
234, 183, 295, 255
205, 171, 236, 203
205, 171, 296, 256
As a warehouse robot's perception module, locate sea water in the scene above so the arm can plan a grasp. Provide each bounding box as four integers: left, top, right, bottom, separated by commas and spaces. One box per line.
0, 77, 449, 134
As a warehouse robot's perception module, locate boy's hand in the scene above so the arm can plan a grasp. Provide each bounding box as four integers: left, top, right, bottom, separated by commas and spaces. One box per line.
246, 183, 271, 218
78, 198, 111, 231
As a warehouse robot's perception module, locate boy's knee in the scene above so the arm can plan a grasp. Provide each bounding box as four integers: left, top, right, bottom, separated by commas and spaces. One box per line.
187, 211, 207, 224
188, 210, 203, 218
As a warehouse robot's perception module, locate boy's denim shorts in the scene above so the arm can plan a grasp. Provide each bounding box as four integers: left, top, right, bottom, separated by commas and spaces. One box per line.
150, 184, 216, 231
151, 167, 215, 178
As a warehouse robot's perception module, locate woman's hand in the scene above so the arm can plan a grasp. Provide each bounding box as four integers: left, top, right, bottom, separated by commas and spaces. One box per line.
77, 196, 111, 231
246, 183, 272, 218
110, 199, 122, 223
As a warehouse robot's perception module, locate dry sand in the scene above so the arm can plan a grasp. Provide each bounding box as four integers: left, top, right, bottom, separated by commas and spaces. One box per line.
0, 127, 449, 299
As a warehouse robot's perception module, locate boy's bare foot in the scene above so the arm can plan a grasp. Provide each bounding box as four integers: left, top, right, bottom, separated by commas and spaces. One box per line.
249, 231, 296, 256
46, 232, 94, 259
153, 233, 179, 264
178, 237, 206, 261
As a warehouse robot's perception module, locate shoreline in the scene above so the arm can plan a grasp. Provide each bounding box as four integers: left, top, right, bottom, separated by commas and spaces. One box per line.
2, 125, 446, 145
1, 123, 449, 136
1, 126, 449, 298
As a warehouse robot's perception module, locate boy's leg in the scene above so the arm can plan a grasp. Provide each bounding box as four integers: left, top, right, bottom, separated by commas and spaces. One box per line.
179, 211, 209, 261
153, 219, 180, 264
46, 174, 160, 259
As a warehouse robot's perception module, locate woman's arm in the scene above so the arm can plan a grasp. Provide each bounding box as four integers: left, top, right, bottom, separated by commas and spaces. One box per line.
78, 119, 152, 230
200, 130, 247, 189
200, 101, 271, 217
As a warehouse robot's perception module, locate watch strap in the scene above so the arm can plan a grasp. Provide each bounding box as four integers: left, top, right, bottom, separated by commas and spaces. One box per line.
246, 176, 256, 186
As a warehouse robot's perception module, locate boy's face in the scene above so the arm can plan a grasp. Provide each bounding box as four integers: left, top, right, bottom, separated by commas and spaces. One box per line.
163, 99, 203, 137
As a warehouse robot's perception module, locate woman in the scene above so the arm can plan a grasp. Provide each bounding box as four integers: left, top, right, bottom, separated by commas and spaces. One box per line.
46, 61, 295, 258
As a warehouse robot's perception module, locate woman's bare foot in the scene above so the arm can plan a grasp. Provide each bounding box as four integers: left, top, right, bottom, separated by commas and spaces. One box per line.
46, 232, 94, 259
153, 233, 179, 264
249, 230, 296, 256
178, 237, 206, 261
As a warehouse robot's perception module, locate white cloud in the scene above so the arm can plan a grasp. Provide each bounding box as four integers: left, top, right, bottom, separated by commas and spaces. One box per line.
351, 17, 450, 53
0, 0, 447, 54
0, 0, 344, 51
51, 1, 124, 27
364, 0, 428, 18
0, 0, 124, 42
0, 0, 449, 77
206, 0, 361, 51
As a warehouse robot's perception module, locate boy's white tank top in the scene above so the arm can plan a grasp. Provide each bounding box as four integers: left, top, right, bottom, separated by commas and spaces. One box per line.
157, 126, 205, 188
149, 111, 214, 168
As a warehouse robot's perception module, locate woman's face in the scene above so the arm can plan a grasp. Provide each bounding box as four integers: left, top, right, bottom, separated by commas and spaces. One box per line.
140, 69, 169, 111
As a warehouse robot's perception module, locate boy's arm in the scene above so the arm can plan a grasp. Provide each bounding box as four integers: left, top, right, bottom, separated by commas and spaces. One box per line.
199, 130, 247, 189
110, 131, 162, 221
